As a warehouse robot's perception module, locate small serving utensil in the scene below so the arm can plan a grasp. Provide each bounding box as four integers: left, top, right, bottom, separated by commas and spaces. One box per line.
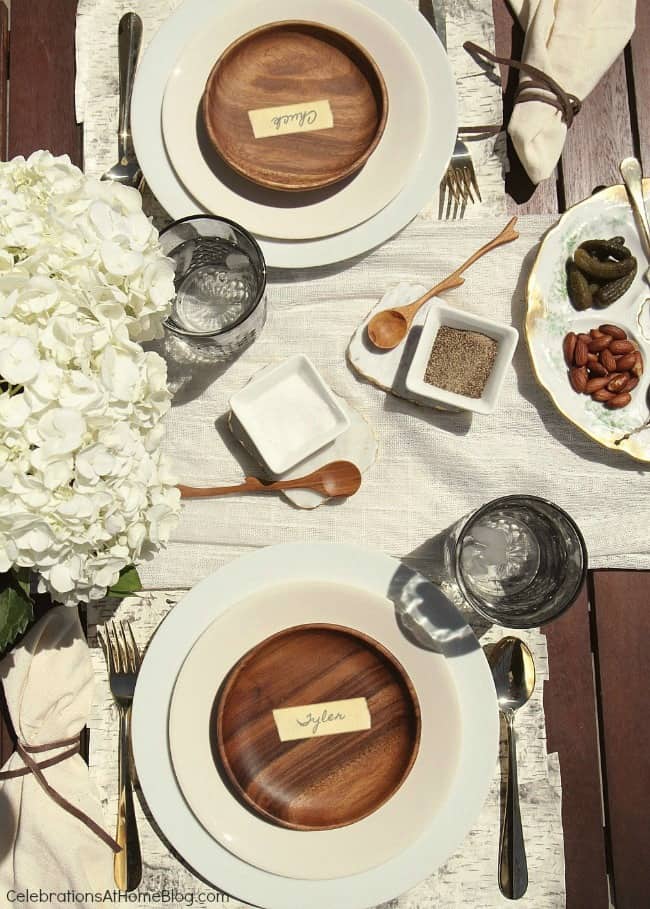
366, 217, 519, 350
489, 636, 536, 900
97, 621, 142, 892
101, 13, 144, 190
620, 157, 650, 279
178, 460, 362, 500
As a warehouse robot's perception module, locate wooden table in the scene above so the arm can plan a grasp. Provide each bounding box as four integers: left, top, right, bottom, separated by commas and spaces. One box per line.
1, 2, 648, 907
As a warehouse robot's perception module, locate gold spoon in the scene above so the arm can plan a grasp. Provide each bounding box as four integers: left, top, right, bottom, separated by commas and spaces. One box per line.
366, 217, 519, 350
178, 460, 362, 500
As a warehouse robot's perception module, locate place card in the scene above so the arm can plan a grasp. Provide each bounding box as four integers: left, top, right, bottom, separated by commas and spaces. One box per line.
272, 697, 371, 742
248, 99, 334, 139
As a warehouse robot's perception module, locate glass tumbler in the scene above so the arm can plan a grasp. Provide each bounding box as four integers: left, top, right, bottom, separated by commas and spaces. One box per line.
445, 495, 588, 628
159, 215, 267, 362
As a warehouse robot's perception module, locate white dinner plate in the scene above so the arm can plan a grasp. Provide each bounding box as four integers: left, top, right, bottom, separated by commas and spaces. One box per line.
132, 543, 498, 909
131, 0, 456, 268
162, 0, 429, 241
169, 579, 462, 879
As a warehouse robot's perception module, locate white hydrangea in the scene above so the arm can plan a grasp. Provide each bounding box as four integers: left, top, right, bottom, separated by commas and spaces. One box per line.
0, 151, 180, 605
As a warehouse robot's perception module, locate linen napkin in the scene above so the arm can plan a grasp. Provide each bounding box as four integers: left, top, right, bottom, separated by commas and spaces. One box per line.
0, 605, 114, 891
506, 0, 636, 183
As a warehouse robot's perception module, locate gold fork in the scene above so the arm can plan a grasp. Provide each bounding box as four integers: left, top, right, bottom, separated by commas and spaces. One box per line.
98, 621, 142, 891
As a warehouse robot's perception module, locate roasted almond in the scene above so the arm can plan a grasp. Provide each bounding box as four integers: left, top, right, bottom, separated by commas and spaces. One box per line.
599, 324, 627, 340
588, 362, 609, 377
563, 332, 577, 366
590, 329, 606, 339
609, 339, 634, 355
601, 349, 617, 372
606, 392, 632, 409
574, 340, 589, 366
614, 352, 636, 371
623, 375, 639, 393
632, 352, 644, 377
587, 336, 611, 353
577, 333, 592, 344
585, 376, 612, 393
569, 366, 588, 393
592, 388, 616, 402
607, 373, 629, 393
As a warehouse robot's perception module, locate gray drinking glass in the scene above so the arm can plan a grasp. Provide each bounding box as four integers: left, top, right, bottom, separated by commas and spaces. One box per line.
159, 215, 267, 362
445, 495, 588, 628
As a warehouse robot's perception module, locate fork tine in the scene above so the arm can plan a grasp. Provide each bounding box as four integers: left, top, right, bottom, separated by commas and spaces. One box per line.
125, 622, 141, 671
448, 168, 465, 205
461, 167, 475, 204
108, 621, 122, 672
468, 163, 482, 203
118, 621, 134, 673
97, 628, 113, 674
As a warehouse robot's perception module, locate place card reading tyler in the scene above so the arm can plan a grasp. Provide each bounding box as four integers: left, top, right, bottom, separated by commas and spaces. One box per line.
248, 100, 334, 139
272, 697, 371, 742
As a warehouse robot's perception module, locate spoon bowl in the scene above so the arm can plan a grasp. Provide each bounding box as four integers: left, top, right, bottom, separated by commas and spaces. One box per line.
178, 460, 362, 500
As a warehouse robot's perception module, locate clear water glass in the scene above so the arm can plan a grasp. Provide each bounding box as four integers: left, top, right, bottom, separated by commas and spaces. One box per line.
446, 495, 588, 628
159, 216, 267, 362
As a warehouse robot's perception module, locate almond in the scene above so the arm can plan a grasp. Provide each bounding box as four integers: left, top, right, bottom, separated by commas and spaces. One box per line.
623, 375, 640, 393
598, 324, 627, 340
589, 362, 608, 377
569, 366, 588, 393
574, 340, 589, 366
615, 352, 636, 371
563, 332, 577, 366
606, 392, 632, 409
609, 339, 634, 355
590, 329, 606, 339
577, 333, 592, 345
607, 373, 628, 393
585, 376, 611, 393
632, 352, 644, 377
601, 349, 617, 373
587, 336, 611, 353
592, 388, 616, 402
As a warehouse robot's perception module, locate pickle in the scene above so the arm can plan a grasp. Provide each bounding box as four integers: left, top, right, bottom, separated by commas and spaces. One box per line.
578, 238, 632, 261
610, 236, 626, 246
593, 264, 637, 307
567, 262, 593, 310
573, 247, 636, 280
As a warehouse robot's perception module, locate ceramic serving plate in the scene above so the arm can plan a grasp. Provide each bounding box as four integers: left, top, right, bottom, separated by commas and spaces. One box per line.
216, 622, 420, 831
132, 544, 498, 908
132, 0, 456, 268
168, 579, 459, 881
203, 21, 388, 192
160, 0, 429, 242
527, 180, 650, 462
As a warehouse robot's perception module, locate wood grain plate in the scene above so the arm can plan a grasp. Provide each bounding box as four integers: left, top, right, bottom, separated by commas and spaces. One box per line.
202, 21, 388, 192
214, 623, 421, 830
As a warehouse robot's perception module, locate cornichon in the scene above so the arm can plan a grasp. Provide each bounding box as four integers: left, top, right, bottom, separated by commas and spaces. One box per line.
593, 264, 638, 307
567, 262, 593, 310
578, 238, 632, 261
573, 247, 636, 281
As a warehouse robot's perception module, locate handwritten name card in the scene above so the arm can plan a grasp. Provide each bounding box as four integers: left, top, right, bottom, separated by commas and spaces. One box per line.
272, 697, 371, 742
248, 99, 334, 139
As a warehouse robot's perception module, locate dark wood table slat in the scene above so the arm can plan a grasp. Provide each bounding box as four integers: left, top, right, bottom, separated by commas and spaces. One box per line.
0, 2, 8, 160
629, 0, 650, 172
592, 572, 650, 909
7, 0, 81, 164
542, 587, 610, 909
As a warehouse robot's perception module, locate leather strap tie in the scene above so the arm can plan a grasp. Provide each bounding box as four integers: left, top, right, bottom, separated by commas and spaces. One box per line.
463, 41, 582, 128
0, 734, 121, 853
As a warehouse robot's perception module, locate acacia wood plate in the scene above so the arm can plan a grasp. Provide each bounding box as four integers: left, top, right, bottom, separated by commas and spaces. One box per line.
214, 623, 421, 831
202, 21, 388, 192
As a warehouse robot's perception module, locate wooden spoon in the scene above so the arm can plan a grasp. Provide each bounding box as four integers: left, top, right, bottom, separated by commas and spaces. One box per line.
178, 460, 362, 500
366, 216, 519, 350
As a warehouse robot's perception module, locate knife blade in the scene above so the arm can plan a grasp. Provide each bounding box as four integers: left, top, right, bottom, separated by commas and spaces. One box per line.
419, 0, 447, 53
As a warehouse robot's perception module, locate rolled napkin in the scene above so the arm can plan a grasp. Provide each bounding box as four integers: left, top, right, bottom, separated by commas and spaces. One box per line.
471, 0, 636, 184
0, 605, 115, 891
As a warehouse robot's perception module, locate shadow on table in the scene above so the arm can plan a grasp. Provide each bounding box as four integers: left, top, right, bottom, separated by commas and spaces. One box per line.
145, 337, 247, 408
508, 243, 649, 474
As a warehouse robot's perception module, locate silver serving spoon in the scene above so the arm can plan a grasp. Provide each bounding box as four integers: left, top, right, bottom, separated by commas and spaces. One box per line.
102, 13, 144, 190
489, 636, 536, 900
620, 157, 650, 280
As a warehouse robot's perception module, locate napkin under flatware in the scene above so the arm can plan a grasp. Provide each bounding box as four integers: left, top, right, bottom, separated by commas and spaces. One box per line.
0, 605, 114, 891
507, 0, 636, 184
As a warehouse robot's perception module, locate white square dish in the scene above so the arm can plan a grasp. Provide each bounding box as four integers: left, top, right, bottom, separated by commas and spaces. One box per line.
405, 302, 519, 415
229, 355, 350, 474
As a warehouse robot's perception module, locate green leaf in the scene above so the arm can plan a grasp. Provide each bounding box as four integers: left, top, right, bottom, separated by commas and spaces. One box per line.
0, 574, 34, 652
107, 565, 142, 599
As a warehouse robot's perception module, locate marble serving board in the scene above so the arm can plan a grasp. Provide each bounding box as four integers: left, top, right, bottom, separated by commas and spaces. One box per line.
347, 283, 459, 411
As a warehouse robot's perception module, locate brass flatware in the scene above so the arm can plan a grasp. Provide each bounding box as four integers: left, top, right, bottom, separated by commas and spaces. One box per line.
98, 621, 142, 892
620, 157, 650, 273
489, 636, 536, 900
101, 13, 144, 191
178, 460, 362, 500
366, 217, 519, 349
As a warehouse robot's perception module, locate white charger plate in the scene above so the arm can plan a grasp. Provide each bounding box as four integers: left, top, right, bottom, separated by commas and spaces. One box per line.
131, 0, 456, 268
132, 543, 498, 909
168, 579, 462, 879
161, 0, 429, 241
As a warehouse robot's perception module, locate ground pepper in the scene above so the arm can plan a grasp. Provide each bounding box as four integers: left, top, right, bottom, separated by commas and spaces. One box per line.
424, 325, 498, 398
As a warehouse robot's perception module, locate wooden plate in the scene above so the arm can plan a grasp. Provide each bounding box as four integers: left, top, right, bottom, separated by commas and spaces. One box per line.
214, 623, 421, 830
202, 21, 388, 192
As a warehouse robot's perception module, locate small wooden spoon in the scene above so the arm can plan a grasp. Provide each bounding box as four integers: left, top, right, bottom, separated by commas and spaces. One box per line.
178, 460, 362, 500
366, 216, 519, 350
